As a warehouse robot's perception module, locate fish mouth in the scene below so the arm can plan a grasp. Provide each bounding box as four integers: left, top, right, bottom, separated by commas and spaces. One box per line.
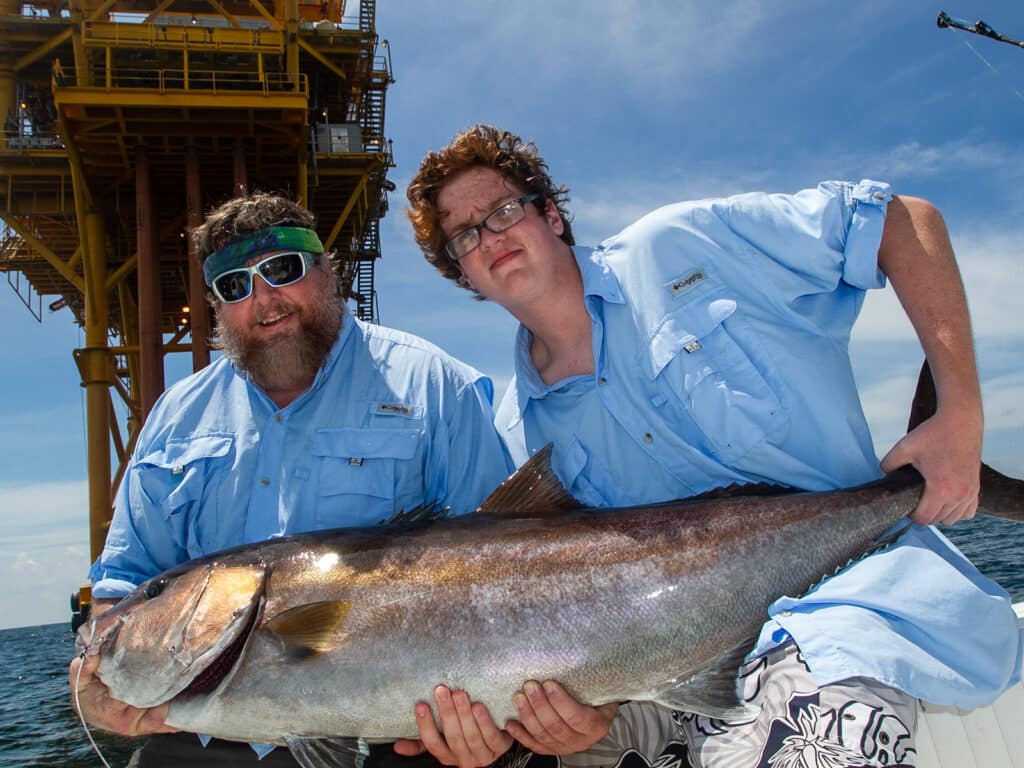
179, 597, 262, 697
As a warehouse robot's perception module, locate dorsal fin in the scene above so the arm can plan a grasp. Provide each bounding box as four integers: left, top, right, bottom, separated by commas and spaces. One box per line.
476, 444, 583, 519
377, 502, 449, 526
685, 481, 798, 502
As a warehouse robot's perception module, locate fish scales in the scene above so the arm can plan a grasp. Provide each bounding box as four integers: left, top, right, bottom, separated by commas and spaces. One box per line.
82, 463, 925, 745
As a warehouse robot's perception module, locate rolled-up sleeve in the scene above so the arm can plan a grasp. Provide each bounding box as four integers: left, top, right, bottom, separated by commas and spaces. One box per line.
88, 461, 181, 598
831, 179, 891, 291
719, 179, 891, 303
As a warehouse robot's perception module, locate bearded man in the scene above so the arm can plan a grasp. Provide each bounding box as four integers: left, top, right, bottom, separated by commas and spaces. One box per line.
69, 193, 513, 767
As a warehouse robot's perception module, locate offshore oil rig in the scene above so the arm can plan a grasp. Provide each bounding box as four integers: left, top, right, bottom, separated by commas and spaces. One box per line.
0, 0, 393, 618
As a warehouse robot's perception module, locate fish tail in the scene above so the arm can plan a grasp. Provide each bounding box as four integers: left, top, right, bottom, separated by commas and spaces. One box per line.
979, 464, 1024, 522
909, 360, 1023, 522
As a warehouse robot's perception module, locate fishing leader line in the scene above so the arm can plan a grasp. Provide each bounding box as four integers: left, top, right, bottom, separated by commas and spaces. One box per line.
73, 652, 114, 768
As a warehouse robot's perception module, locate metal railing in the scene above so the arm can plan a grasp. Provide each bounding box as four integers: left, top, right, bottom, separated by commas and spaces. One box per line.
54, 64, 307, 97
84, 20, 286, 53
1, 131, 65, 152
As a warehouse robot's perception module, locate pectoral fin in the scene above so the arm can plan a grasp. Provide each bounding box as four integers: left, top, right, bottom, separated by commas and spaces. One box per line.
654, 635, 760, 723
265, 600, 351, 657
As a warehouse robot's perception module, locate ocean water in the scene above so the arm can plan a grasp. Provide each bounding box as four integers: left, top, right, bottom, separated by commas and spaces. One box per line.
1, 516, 1021, 768
0, 624, 140, 768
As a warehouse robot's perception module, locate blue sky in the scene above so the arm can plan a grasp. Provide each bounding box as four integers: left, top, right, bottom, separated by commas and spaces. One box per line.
1, 0, 1022, 629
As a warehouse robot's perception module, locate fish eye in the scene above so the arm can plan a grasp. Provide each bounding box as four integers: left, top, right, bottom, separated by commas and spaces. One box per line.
144, 578, 168, 599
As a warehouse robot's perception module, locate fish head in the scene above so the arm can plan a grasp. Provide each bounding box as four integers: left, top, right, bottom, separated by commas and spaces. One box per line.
78, 562, 265, 708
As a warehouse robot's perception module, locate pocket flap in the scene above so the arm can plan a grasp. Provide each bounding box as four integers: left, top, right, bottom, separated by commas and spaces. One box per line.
312, 428, 419, 460
648, 294, 737, 378
138, 434, 233, 469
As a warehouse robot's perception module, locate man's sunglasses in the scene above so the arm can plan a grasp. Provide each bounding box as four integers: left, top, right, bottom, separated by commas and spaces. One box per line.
210, 251, 319, 304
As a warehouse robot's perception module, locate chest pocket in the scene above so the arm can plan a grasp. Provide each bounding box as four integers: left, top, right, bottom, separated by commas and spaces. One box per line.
135, 435, 233, 519
312, 427, 420, 527
649, 285, 785, 463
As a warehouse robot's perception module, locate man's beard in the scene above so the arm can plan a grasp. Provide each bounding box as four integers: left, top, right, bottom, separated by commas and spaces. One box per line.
214, 274, 343, 394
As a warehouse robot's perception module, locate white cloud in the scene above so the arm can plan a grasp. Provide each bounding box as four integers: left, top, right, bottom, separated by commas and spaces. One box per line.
850, 226, 1024, 341
829, 139, 1024, 183
980, 369, 1024, 432
955, 231, 1024, 338
858, 370, 920, 456
983, 367, 1024, 476
0, 481, 91, 629
568, 167, 787, 245
391, 0, 770, 105
856, 360, 1024, 474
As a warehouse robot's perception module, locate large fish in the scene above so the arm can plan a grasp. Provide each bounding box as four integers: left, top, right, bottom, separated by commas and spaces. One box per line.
76, 368, 1023, 767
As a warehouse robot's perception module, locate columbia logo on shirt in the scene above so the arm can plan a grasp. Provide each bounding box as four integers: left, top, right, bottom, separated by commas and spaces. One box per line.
376, 403, 414, 417
669, 269, 707, 296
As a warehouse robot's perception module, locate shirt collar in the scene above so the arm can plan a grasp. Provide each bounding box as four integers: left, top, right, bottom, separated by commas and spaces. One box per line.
507, 246, 623, 422
575, 245, 625, 304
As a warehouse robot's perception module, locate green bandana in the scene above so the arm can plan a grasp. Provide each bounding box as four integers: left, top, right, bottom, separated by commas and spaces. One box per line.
203, 227, 324, 286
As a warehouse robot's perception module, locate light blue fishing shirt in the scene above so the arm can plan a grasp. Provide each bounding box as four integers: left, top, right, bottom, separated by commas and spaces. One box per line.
90, 309, 514, 757
495, 180, 1021, 709
91, 308, 513, 597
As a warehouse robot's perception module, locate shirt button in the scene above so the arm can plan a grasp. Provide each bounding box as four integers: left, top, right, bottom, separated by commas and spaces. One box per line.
643, 433, 653, 444
274, 414, 282, 423
260, 477, 270, 487
598, 377, 607, 386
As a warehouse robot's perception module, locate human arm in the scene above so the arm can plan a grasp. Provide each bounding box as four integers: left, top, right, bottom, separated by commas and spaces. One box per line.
393, 682, 617, 764
876, 195, 983, 525
69, 599, 179, 736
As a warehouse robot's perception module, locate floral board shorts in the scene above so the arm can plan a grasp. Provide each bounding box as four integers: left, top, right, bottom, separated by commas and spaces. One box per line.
549, 642, 918, 768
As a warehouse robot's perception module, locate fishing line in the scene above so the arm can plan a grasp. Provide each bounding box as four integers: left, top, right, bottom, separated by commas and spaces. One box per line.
73, 652, 113, 768
962, 39, 1024, 104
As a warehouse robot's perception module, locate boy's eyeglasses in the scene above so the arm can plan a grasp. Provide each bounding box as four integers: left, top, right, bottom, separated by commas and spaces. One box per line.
444, 194, 541, 261
210, 251, 318, 303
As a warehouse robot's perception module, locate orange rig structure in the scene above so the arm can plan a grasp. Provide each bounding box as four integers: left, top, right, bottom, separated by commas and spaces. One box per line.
0, 0, 393, 623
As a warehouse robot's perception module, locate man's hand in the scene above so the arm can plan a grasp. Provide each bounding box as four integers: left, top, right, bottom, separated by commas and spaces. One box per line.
881, 406, 982, 526
69, 654, 177, 736
504, 680, 617, 756
393, 685, 514, 767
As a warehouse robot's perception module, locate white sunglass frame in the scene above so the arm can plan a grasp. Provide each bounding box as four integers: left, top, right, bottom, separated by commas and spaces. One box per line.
211, 250, 319, 303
